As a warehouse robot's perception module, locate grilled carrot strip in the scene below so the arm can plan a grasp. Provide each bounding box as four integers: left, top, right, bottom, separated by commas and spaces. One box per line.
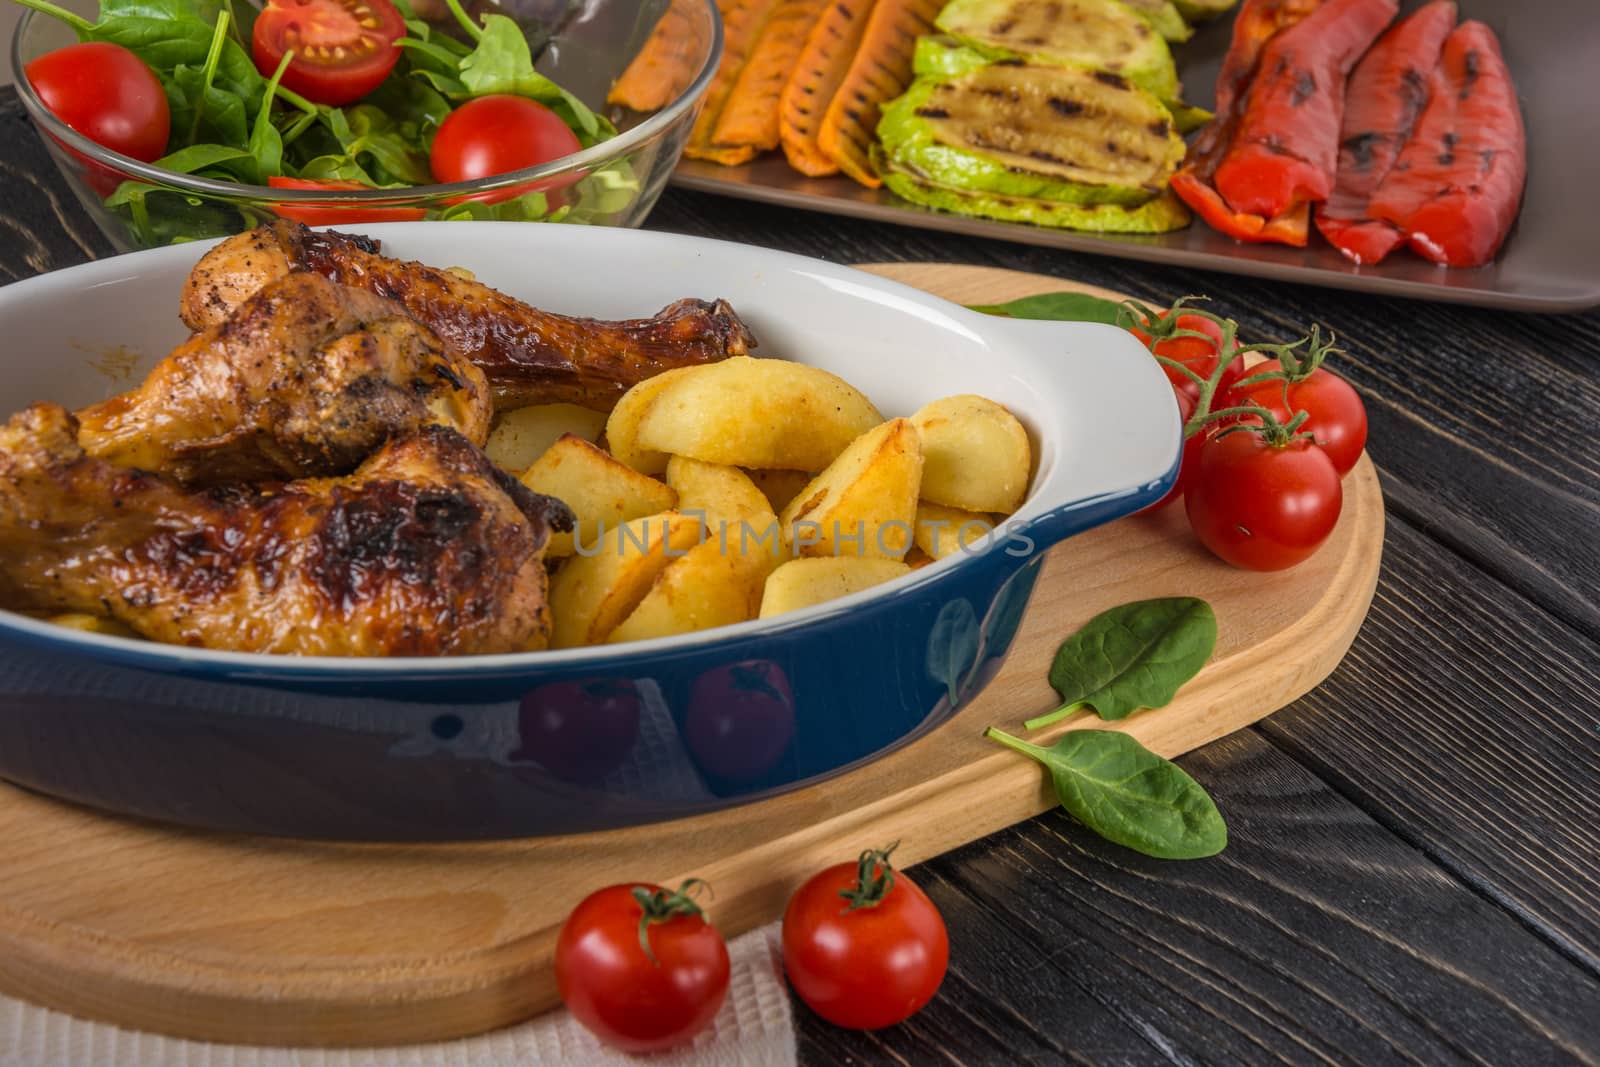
1169, 0, 1325, 244
609, 0, 704, 112
779, 0, 881, 177
1314, 0, 1456, 264
685, 0, 787, 166
1212, 0, 1398, 220
817, 0, 944, 188
712, 0, 832, 151
1366, 21, 1525, 268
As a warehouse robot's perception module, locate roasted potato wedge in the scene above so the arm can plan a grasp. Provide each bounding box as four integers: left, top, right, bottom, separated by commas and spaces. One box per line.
910, 395, 1033, 513
779, 418, 922, 559
666, 456, 785, 574
604, 366, 700, 474
746, 468, 814, 513
521, 434, 678, 557
608, 540, 762, 643
635, 356, 883, 471
914, 501, 1002, 560
485, 403, 608, 472
548, 511, 705, 648
759, 557, 912, 618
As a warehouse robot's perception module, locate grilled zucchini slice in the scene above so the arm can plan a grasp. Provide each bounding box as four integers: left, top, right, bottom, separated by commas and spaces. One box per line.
881, 161, 1192, 233
935, 0, 1182, 100
1172, 0, 1238, 21
877, 61, 1185, 206
1120, 0, 1192, 42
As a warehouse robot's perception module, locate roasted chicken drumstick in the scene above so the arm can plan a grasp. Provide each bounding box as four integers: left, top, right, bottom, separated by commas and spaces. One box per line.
181, 221, 757, 410
0, 404, 573, 656
77, 272, 491, 486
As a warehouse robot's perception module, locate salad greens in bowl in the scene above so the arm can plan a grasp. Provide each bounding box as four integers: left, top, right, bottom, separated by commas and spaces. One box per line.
9, 0, 721, 250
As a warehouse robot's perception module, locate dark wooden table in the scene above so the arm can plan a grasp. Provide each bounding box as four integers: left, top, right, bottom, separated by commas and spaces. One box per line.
3, 86, 1598, 1065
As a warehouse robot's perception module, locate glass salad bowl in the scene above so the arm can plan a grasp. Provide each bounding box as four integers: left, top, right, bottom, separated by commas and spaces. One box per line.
11, 0, 721, 251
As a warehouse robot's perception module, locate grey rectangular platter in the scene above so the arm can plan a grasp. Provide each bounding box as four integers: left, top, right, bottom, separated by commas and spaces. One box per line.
669, 0, 1599, 313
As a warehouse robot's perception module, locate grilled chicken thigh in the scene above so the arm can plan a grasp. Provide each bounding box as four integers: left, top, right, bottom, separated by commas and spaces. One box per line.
77, 272, 491, 486
180, 221, 756, 410
0, 404, 573, 656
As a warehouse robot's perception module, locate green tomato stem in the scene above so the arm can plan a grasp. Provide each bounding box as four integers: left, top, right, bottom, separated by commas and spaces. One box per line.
1023, 701, 1088, 731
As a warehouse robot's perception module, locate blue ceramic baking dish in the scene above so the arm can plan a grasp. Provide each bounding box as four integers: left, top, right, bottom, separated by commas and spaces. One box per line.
0, 224, 1179, 839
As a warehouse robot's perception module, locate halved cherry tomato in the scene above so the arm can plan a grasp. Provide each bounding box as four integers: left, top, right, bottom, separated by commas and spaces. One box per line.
267, 176, 426, 224
1185, 429, 1343, 571
782, 845, 948, 1030
557, 881, 730, 1053
252, 0, 405, 107
429, 95, 583, 203
1229, 361, 1368, 476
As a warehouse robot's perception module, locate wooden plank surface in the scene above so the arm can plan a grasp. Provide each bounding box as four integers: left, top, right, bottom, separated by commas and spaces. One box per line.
0, 263, 1383, 1045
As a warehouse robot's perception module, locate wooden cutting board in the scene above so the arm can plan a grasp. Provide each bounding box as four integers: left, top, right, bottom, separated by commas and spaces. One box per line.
0, 263, 1385, 1047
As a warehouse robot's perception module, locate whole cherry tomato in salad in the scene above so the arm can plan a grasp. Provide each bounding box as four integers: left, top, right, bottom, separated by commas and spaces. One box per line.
266, 177, 426, 225
25, 42, 170, 166
429, 95, 583, 200
1185, 429, 1343, 571
782, 844, 948, 1030
252, 0, 406, 107
1230, 360, 1368, 476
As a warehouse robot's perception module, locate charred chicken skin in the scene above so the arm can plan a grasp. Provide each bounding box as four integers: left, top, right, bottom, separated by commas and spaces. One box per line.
77, 272, 492, 487
0, 404, 574, 656
181, 221, 757, 411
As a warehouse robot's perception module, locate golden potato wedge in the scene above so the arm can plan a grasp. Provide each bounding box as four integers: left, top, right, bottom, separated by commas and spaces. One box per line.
758, 557, 912, 618
521, 435, 677, 557
604, 366, 700, 474
910, 395, 1033, 513
779, 418, 922, 560
746, 468, 814, 513
548, 511, 705, 648
914, 501, 1002, 561
665, 456, 786, 575
485, 403, 608, 472
635, 356, 883, 471
47, 613, 141, 639
607, 540, 761, 644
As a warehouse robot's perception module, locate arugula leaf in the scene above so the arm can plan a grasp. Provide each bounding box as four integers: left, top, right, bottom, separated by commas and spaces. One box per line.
987, 727, 1226, 859
969, 292, 1127, 325
1027, 597, 1217, 728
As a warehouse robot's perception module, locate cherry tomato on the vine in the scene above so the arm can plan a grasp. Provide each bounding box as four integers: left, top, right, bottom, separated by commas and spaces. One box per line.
1185, 429, 1343, 571
252, 0, 406, 107
1131, 312, 1245, 407
556, 881, 730, 1053
1230, 360, 1368, 475
26, 42, 170, 174
782, 845, 948, 1030
429, 95, 583, 203
267, 177, 426, 225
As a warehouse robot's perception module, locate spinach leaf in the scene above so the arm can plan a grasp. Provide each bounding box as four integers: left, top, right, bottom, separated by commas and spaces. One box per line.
169, 64, 250, 148
987, 727, 1226, 859
968, 292, 1128, 325
456, 14, 614, 144
248, 52, 291, 178
1027, 597, 1216, 728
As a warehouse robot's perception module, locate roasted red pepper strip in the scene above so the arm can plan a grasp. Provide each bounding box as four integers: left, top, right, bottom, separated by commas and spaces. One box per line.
1212, 0, 1398, 220
1170, 0, 1325, 245
1366, 21, 1526, 268
1316, 0, 1457, 264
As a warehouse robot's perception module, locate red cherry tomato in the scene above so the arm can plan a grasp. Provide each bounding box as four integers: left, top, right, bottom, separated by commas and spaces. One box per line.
266, 176, 426, 224
429, 95, 583, 202
252, 0, 405, 107
782, 846, 948, 1030
25, 42, 170, 179
556, 881, 730, 1053
1131, 312, 1245, 407
1147, 389, 1205, 511
1229, 360, 1368, 475
1185, 429, 1343, 571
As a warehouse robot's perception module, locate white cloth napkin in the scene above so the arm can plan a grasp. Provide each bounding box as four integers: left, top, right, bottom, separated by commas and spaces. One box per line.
0, 927, 794, 1067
